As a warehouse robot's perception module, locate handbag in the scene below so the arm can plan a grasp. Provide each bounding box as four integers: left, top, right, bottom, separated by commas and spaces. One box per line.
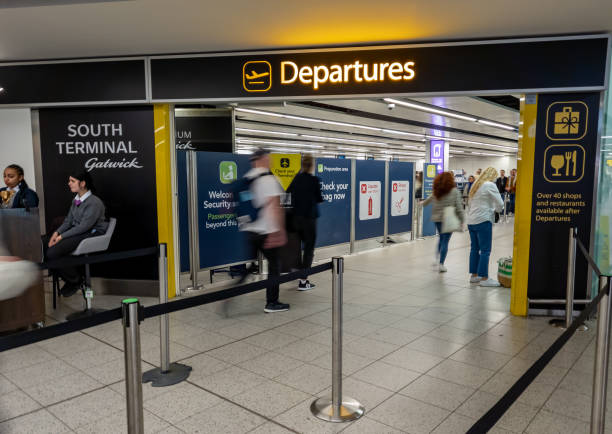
494, 212, 500, 223
441, 206, 461, 233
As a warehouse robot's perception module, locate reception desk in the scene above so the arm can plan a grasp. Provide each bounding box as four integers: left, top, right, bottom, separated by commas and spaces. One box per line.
0, 208, 45, 332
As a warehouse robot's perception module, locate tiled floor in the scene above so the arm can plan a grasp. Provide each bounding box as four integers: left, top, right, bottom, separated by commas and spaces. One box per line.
0, 220, 608, 433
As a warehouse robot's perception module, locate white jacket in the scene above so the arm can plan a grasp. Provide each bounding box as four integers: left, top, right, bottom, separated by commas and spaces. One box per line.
467, 181, 504, 225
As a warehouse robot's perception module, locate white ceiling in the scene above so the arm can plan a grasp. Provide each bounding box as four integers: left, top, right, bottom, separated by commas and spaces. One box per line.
0, 0, 610, 61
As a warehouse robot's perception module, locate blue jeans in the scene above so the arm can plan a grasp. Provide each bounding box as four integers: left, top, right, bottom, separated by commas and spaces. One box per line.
434, 222, 452, 264
468, 221, 492, 278
508, 193, 515, 213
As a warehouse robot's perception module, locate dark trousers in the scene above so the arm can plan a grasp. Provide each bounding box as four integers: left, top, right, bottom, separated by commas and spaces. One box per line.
508, 193, 516, 214
293, 215, 317, 279
248, 232, 280, 304
43, 232, 94, 284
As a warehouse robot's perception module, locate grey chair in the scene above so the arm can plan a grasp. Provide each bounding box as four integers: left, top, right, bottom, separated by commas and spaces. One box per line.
65, 218, 116, 320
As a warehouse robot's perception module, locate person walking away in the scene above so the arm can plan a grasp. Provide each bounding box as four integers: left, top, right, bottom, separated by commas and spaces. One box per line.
462, 175, 475, 209
286, 155, 323, 290
506, 168, 517, 214
44, 171, 108, 297
1, 164, 39, 209
238, 150, 290, 313
422, 172, 464, 273
467, 167, 504, 287
495, 169, 508, 215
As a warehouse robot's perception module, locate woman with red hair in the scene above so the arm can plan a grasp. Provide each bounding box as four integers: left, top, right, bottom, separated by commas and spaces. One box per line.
422, 171, 465, 272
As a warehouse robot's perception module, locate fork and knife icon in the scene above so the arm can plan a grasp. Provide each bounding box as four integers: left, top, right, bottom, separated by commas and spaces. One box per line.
551, 151, 577, 176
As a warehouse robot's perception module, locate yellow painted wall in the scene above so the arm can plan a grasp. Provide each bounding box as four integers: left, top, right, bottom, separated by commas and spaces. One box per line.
153, 104, 177, 298
511, 96, 538, 316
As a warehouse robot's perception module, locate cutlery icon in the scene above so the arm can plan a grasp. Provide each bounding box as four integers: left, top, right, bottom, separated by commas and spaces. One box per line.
565, 152, 572, 176
572, 150, 577, 176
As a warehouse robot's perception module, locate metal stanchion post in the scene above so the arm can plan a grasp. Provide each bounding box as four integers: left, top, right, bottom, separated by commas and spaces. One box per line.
416, 202, 424, 240
122, 299, 144, 434
504, 193, 508, 223
142, 244, 192, 387
311, 257, 364, 422
550, 228, 587, 331
591, 276, 611, 434
258, 250, 264, 275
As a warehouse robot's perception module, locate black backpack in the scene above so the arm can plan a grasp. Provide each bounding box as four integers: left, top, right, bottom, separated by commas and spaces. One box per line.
232, 171, 270, 229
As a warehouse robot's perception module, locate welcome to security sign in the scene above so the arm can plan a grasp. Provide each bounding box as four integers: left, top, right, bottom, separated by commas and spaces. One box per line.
150, 36, 608, 101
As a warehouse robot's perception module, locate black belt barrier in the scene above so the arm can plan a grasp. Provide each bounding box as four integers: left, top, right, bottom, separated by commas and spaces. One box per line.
467, 280, 610, 434
39, 246, 159, 270
0, 261, 333, 353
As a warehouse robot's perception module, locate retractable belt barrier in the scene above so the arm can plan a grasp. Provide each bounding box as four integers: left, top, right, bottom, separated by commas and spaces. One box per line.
0, 262, 332, 353
39, 246, 159, 270
468, 229, 611, 434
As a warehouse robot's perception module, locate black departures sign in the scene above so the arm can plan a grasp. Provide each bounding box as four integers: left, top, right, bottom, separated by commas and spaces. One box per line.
175, 111, 233, 152
39, 107, 158, 280
151, 37, 608, 100
527, 92, 601, 305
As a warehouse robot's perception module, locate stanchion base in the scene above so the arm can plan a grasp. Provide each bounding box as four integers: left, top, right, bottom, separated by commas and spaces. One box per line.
549, 318, 588, 331
310, 396, 365, 422
142, 363, 192, 387
66, 308, 106, 321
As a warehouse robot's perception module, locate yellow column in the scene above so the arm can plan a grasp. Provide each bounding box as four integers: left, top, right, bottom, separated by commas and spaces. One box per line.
510, 96, 538, 316
154, 104, 177, 298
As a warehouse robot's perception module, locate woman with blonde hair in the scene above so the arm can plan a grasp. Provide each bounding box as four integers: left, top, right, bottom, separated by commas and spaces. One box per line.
467, 167, 504, 286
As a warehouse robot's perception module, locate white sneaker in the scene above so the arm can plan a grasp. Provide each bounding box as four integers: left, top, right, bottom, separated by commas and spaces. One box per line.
479, 278, 501, 287
438, 264, 447, 273
470, 276, 482, 284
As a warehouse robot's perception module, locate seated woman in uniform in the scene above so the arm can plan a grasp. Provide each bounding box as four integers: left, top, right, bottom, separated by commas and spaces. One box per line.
0, 164, 39, 209
46, 171, 108, 297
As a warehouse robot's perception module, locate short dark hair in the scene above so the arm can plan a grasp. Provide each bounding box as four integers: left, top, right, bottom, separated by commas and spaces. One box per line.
301, 155, 314, 172
70, 171, 95, 192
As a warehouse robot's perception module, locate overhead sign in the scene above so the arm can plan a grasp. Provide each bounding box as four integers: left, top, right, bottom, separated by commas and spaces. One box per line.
150, 36, 609, 100
422, 163, 438, 237
429, 139, 445, 174
175, 111, 233, 152
526, 92, 600, 305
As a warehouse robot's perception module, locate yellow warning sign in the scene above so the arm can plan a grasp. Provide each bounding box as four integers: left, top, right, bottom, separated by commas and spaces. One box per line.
270, 153, 301, 191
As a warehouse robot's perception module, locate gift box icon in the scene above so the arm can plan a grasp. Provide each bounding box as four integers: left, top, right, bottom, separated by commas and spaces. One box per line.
554, 107, 580, 135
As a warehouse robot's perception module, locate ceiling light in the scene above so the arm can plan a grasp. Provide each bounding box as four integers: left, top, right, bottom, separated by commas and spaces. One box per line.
236, 138, 324, 148
477, 119, 517, 131
301, 134, 387, 146
381, 128, 423, 138
235, 127, 298, 137
384, 98, 478, 122
0, 87, 4, 93
236, 150, 253, 155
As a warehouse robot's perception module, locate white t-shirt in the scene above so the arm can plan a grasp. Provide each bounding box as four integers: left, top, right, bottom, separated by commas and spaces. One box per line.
241, 167, 283, 235
467, 181, 504, 225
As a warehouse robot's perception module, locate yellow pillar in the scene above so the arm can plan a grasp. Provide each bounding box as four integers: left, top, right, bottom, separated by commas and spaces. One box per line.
153, 104, 177, 298
510, 96, 538, 316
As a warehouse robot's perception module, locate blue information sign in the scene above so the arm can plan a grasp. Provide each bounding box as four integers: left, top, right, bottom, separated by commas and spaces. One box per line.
196, 152, 253, 268
388, 161, 414, 235
422, 163, 437, 236
314, 158, 351, 247
355, 160, 385, 240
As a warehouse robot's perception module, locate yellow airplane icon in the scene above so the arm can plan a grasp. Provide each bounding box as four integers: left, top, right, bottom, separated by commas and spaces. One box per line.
245, 70, 270, 81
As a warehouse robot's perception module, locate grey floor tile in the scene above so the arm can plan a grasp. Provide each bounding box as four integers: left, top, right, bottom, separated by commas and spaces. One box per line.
391, 317, 440, 334
318, 377, 394, 410
178, 353, 231, 378
428, 359, 495, 388
449, 347, 512, 371
525, 409, 589, 434
276, 339, 330, 362
74, 408, 170, 433
206, 341, 269, 364
368, 394, 450, 434
143, 382, 221, 424
48, 387, 125, 430
60, 345, 123, 370
189, 365, 267, 398
86, 358, 154, 385
430, 413, 477, 434
6, 358, 78, 389
0, 409, 71, 434
37, 332, 102, 358
340, 416, 404, 433
172, 330, 235, 352
275, 363, 331, 395
0, 345, 56, 374
400, 375, 475, 411
23, 371, 103, 406
406, 336, 465, 358
232, 380, 311, 418
343, 337, 399, 359
238, 351, 304, 379
544, 388, 591, 423
310, 351, 376, 376
273, 320, 328, 338
216, 321, 267, 340
426, 325, 481, 345
351, 361, 420, 392
0, 374, 17, 394
381, 347, 444, 373
249, 422, 295, 434
480, 372, 555, 407
456, 390, 538, 432
243, 330, 300, 350
365, 326, 420, 346
0, 389, 41, 422
357, 310, 405, 326
273, 398, 346, 434
175, 400, 266, 434
341, 318, 385, 337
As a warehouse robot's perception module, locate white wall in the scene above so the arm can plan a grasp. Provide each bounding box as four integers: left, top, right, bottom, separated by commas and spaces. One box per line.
0, 109, 35, 190
449, 155, 517, 177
